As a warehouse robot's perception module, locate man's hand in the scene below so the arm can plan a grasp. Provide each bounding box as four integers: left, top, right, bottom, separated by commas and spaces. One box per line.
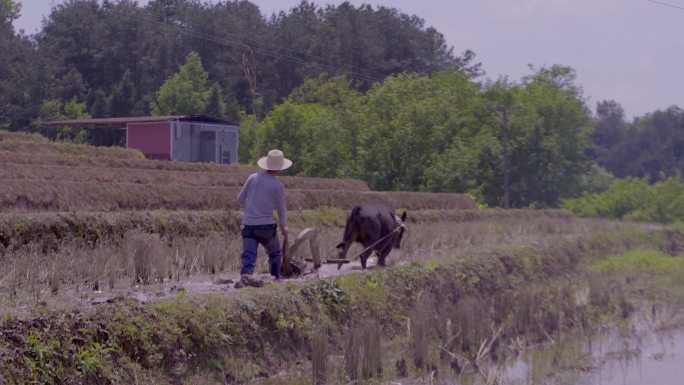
281, 226, 289, 237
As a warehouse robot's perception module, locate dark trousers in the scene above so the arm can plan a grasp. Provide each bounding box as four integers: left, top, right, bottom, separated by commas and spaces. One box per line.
240, 224, 281, 277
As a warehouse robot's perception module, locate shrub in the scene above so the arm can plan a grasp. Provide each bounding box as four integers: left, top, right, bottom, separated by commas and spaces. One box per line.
628, 178, 684, 223
0, 130, 49, 143
563, 177, 649, 218
563, 177, 684, 223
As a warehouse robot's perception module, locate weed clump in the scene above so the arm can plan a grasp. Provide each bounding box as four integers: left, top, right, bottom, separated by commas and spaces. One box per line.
343, 318, 383, 381
311, 323, 329, 385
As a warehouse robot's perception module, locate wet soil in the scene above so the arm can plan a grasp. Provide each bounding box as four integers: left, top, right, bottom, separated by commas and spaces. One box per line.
26, 253, 396, 314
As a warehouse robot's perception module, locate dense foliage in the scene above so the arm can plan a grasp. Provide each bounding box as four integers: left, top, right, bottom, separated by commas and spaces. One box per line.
592, 102, 684, 183
248, 66, 592, 207
0, 0, 470, 130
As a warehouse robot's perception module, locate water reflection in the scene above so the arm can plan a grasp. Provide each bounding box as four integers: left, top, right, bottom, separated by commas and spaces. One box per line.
387, 320, 684, 385
580, 328, 683, 385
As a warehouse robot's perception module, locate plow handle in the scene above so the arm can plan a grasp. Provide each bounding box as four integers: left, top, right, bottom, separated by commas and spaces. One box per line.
281, 233, 292, 277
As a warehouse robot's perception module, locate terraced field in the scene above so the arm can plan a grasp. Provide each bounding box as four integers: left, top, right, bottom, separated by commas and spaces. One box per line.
0, 132, 474, 212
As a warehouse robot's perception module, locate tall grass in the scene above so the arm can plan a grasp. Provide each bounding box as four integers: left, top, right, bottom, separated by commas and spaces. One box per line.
344, 318, 382, 381
311, 323, 329, 385
361, 319, 383, 379
410, 298, 431, 370
343, 323, 362, 381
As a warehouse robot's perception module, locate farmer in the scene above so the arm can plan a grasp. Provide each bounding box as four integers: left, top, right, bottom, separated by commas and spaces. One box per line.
235, 149, 291, 287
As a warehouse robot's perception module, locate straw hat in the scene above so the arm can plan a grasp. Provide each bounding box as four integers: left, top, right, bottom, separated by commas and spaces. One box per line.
257, 149, 293, 171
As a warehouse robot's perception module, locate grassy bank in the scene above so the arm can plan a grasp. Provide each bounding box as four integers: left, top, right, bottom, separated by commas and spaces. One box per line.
0, 224, 668, 384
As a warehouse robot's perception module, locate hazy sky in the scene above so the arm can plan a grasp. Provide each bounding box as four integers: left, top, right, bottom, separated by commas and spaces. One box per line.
12, 0, 684, 118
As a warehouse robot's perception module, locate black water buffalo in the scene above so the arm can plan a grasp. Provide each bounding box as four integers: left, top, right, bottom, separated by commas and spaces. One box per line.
336, 203, 407, 269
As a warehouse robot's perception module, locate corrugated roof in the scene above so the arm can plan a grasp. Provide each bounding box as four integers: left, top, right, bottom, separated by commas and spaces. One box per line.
44, 115, 237, 128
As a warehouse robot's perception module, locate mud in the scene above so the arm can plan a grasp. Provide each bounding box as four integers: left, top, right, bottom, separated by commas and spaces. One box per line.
46, 253, 393, 311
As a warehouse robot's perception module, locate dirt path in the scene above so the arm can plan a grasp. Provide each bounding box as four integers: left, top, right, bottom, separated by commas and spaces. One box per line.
84, 252, 395, 307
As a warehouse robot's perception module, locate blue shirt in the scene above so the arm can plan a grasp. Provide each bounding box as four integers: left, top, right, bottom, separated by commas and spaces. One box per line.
237, 172, 287, 227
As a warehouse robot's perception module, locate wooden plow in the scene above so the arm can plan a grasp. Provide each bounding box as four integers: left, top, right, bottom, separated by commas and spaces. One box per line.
280, 228, 350, 277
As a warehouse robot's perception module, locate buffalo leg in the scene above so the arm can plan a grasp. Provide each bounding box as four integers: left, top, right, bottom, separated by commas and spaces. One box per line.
360, 249, 373, 269
336, 230, 356, 261
377, 244, 393, 267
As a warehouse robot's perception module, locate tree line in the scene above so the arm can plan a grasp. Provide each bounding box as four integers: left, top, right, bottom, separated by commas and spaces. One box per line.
0, 0, 474, 127
1, 0, 683, 208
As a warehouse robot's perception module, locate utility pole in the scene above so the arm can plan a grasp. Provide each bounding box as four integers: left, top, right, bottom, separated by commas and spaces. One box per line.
489, 104, 522, 209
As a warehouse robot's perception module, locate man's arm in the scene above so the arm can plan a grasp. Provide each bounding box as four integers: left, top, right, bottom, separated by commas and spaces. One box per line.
276, 183, 288, 236
237, 174, 254, 205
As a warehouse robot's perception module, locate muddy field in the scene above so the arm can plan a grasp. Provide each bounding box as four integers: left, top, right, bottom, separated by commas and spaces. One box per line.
0, 208, 588, 315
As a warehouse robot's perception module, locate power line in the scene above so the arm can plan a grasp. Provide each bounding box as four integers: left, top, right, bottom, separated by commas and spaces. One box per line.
644, 0, 684, 11
180, 8, 388, 82
112, 8, 386, 84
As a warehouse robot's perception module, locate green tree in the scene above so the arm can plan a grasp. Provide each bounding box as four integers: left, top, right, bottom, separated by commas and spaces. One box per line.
110, 70, 137, 117
255, 101, 330, 175
204, 83, 226, 118
564, 177, 684, 223
254, 75, 363, 177
238, 113, 258, 164
151, 51, 210, 115
579, 164, 615, 194
482, 78, 524, 207
508, 65, 593, 207
37, 97, 90, 143
89, 88, 109, 118
598, 106, 684, 182
0, 0, 20, 29
0, 0, 40, 131
357, 71, 484, 191
6, 0, 481, 133
593, 100, 626, 152
631, 178, 684, 223
563, 177, 650, 219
